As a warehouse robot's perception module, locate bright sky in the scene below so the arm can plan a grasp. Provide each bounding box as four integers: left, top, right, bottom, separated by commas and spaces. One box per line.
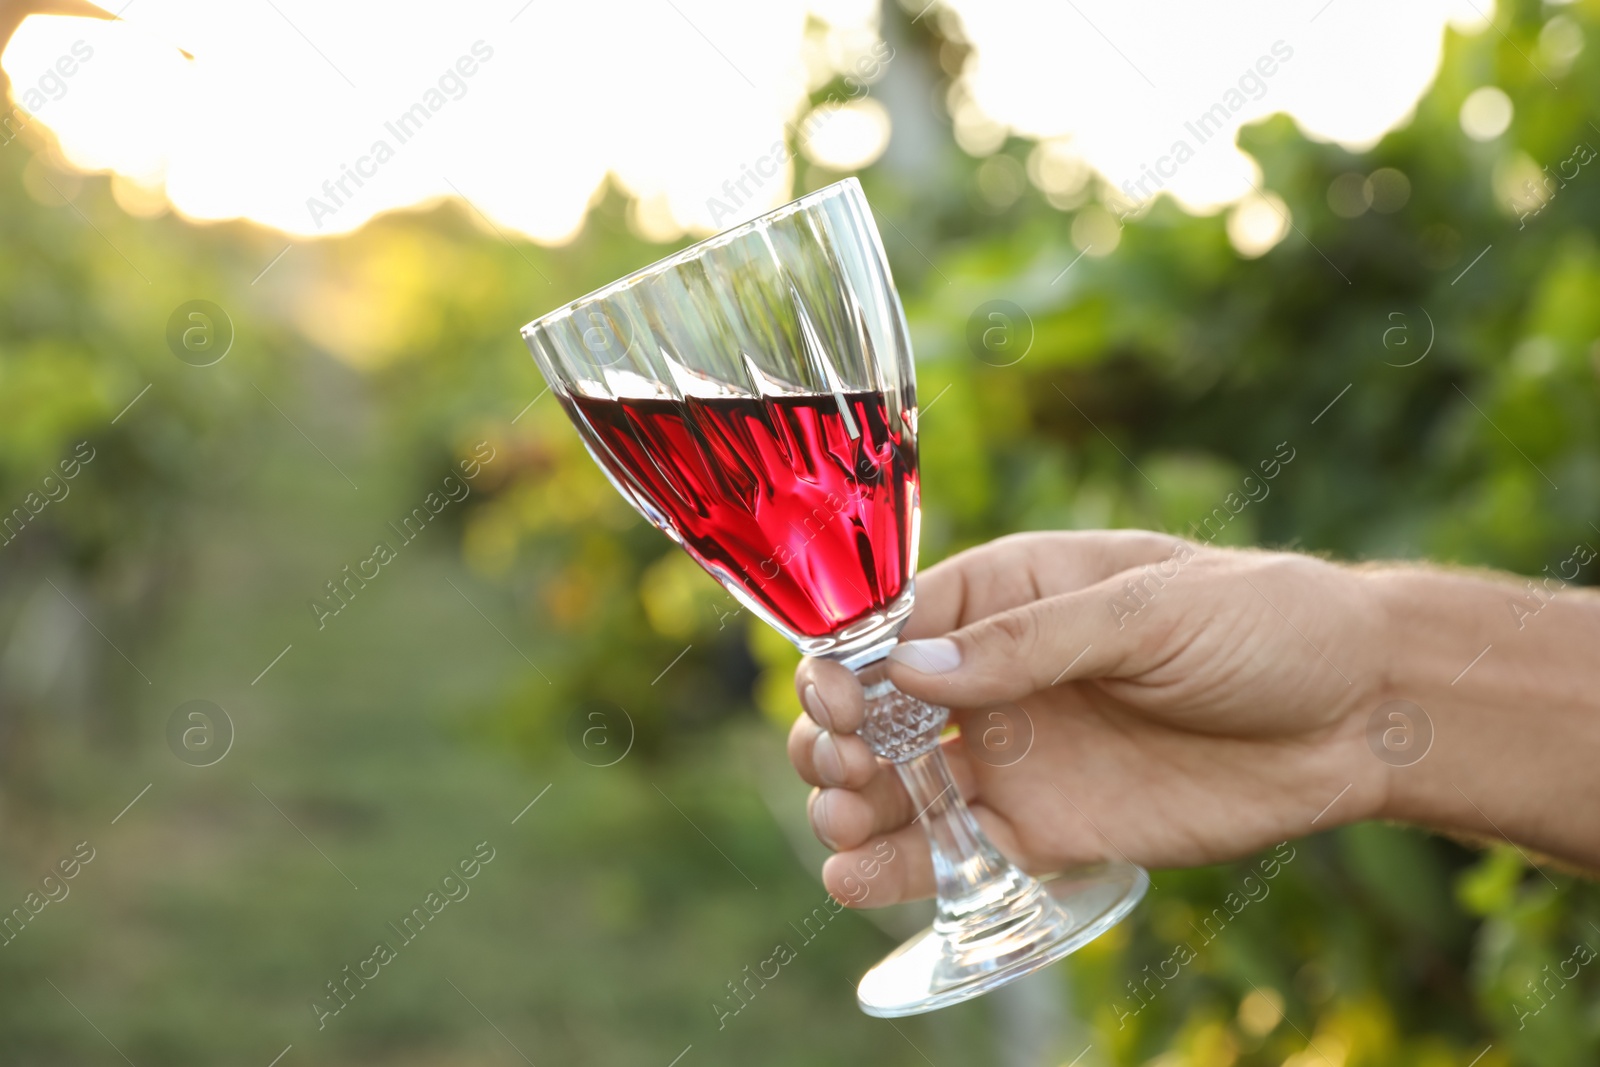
1, 0, 1494, 245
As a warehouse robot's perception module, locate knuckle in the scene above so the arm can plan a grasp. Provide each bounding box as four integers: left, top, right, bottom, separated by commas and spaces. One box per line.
838, 737, 870, 776
793, 657, 820, 690
949, 533, 1031, 576
1148, 532, 1191, 557
989, 530, 1045, 553
788, 712, 816, 745
981, 608, 1037, 658
1112, 528, 1188, 561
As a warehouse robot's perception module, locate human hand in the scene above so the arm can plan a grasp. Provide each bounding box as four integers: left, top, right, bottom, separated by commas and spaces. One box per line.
788, 531, 1393, 906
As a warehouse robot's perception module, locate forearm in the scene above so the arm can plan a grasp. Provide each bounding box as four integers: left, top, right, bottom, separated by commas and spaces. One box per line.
1366, 564, 1600, 870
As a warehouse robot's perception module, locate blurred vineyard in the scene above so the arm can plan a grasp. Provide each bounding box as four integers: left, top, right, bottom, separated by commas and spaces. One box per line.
1, 1, 1598, 1065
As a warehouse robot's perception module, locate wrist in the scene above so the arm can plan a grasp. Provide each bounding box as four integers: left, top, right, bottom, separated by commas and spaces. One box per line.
1364, 563, 1600, 869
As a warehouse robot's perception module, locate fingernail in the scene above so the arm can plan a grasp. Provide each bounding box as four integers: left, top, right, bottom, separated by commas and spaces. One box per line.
810, 791, 840, 850
889, 637, 962, 674
801, 683, 835, 731
813, 732, 845, 786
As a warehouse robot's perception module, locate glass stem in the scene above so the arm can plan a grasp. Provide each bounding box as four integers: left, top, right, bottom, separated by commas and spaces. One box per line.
853, 660, 1039, 933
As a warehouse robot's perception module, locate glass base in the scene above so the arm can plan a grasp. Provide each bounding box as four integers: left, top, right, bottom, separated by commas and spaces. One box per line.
856, 861, 1149, 1018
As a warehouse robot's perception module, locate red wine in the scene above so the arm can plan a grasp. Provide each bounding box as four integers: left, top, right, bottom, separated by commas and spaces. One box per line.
567, 390, 917, 639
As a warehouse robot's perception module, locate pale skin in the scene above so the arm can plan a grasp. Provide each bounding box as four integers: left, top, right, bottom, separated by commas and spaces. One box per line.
789, 530, 1600, 907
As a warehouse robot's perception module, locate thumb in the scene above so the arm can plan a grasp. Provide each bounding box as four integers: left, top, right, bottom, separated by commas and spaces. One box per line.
884, 578, 1156, 706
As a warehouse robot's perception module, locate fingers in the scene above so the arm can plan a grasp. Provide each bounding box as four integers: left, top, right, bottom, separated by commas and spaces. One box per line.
887, 565, 1180, 707
806, 771, 916, 849
804, 736, 980, 851
821, 825, 931, 906
787, 714, 879, 789
795, 531, 1186, 732
905, 530, 1191, 640
794, 657, 865, 733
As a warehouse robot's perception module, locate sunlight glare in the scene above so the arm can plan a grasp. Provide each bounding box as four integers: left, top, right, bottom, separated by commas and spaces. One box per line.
943, 0, 1493, 214
1, 0, 1495, 240
2, 0, 861, 242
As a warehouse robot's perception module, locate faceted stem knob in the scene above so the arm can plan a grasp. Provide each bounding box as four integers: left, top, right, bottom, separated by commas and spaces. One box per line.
856, 662, 949, 763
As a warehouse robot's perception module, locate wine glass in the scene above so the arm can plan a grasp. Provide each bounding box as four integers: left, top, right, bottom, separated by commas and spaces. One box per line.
519, 177, 1147, 1017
